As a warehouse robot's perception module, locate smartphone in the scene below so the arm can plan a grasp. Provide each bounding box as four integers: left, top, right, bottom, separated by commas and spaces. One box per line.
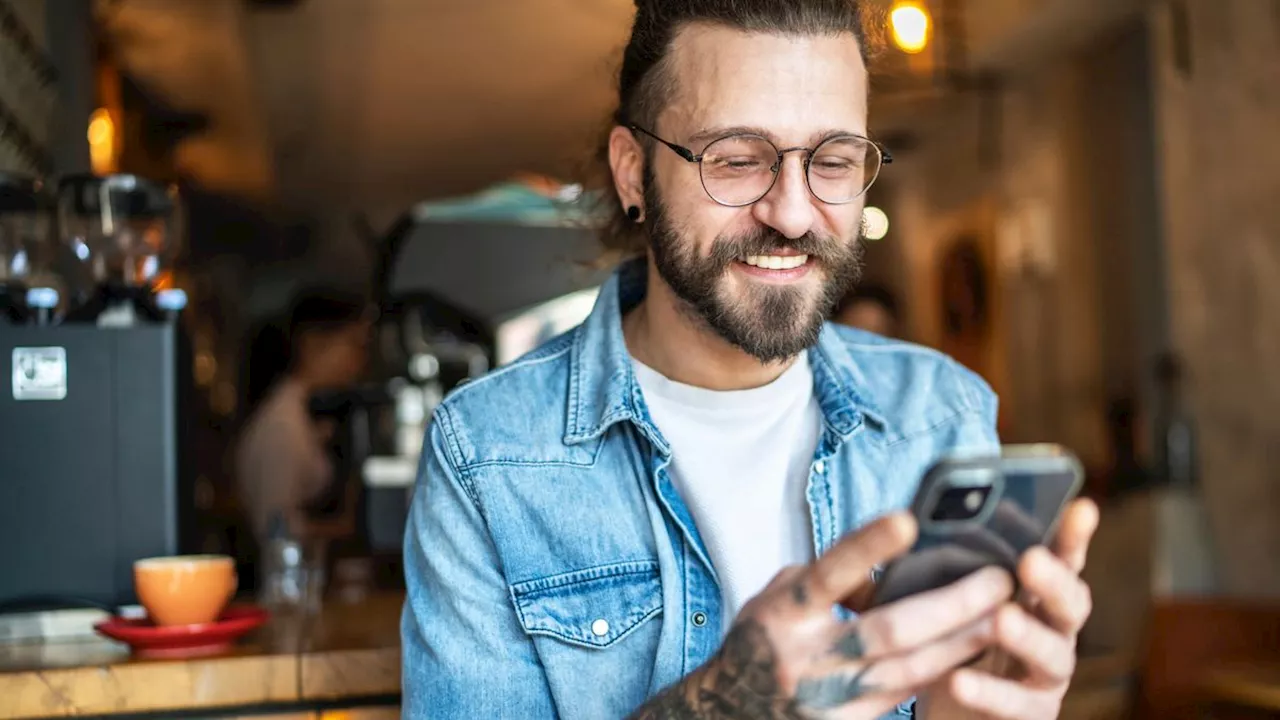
868, 444, 1084, 608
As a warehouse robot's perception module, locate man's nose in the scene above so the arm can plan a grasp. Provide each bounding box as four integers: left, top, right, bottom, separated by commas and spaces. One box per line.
750, 153, 817, 240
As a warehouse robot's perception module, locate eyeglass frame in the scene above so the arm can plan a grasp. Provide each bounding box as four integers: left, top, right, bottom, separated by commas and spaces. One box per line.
628, 124, 893, 208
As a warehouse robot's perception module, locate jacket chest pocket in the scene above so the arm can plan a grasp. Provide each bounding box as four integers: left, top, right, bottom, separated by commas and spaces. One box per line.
510, 561, 664, 718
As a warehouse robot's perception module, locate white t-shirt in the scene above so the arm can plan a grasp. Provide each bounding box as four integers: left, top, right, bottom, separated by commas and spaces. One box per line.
633, 355, 823, 631
235, 378, 333, 542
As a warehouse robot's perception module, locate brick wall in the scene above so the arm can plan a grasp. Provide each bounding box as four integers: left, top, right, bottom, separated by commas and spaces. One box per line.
1148, 0, 1280, 596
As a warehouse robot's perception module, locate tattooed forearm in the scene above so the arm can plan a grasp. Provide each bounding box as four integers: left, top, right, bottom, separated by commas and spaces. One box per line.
627, 621, 806, 720
627, 619, 880, 719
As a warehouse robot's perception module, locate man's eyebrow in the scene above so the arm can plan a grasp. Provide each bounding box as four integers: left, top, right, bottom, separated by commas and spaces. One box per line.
686, 126, 869, 149
686, 125, 772, 147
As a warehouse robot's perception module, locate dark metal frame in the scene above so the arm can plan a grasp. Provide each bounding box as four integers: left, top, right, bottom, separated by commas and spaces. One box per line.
628, 124, 892, 208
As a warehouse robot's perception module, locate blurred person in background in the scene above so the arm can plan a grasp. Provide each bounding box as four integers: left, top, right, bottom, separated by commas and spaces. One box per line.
401, 0, 1097, 718
834, 283, 901, 337
235, 286, 372, 548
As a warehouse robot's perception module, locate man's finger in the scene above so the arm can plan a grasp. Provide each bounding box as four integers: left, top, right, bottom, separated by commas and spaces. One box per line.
806, 513, 916, 607
1052, 499, 1099, 573
795, 616, 995, 712
945, 667, 1054, 720
839, 577, 878, 614
1019, 547, 1093, 634
992, 604, 1076, 683
856, 566, 1013, 657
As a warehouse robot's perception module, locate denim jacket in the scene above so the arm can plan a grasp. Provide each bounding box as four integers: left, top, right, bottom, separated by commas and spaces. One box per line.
402, 260, 999, 719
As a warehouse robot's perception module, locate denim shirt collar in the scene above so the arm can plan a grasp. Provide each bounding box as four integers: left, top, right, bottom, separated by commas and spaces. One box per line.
563, 258, 889, 448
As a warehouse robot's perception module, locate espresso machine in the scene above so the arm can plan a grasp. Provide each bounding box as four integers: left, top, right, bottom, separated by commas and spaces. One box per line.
0, 173, 195, 611
356, 213, 607, 556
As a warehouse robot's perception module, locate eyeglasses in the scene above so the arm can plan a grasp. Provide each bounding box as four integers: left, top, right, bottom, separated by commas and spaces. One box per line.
630, 125, 892, 208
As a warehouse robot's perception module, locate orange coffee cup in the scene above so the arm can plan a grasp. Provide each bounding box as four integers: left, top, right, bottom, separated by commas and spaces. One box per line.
134, 554, 238, 626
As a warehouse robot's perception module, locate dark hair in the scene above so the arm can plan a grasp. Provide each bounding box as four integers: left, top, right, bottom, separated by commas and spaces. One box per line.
592, 0, 876, 257
241, 286, 370, 418
837, 283, 899, 319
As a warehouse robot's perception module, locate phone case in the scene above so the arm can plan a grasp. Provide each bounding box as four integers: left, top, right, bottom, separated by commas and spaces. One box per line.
868, 444, 1084, 607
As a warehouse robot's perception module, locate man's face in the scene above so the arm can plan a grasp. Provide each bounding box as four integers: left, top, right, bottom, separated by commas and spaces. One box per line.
643, 25, 870, 362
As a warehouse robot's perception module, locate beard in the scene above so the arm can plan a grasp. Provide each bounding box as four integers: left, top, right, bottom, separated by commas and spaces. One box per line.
644, 185, 865, 363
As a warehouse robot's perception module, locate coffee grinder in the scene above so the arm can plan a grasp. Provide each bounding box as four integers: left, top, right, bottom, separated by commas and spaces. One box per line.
0, 173, 196, 610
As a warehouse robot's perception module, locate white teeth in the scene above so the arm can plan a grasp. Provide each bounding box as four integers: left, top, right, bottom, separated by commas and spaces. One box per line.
742, 254, 809, 270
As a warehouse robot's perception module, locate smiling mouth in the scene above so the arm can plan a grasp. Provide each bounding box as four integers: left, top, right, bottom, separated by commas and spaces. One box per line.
738, 254, 810, 270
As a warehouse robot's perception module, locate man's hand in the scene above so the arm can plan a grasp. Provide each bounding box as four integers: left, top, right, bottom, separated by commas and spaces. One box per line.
918, 498, 1101, 720
630, 513, 1014, 719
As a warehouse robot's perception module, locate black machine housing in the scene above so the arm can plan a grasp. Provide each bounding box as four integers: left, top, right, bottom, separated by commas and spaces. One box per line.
0, 313, 196, 609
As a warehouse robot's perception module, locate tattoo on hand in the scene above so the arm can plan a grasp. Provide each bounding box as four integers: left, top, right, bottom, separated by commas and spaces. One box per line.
794, 665, 876, 711
830, 627, 865, 660
791, 582, 809, 606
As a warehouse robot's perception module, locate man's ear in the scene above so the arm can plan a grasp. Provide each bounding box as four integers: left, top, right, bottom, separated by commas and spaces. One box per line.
609, 126, 646, 220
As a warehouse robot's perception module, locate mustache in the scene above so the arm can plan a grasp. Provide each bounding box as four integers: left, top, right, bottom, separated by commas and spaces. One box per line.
706, 228, 845, 266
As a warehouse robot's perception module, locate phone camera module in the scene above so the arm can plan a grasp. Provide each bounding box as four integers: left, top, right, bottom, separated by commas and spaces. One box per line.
930, 485, 993, 522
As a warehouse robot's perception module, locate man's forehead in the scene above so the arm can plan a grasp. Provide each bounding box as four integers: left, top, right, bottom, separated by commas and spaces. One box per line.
660, 23, 869, 142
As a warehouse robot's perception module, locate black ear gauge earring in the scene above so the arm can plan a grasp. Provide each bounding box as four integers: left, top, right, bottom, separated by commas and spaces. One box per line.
627, 205, 643, 223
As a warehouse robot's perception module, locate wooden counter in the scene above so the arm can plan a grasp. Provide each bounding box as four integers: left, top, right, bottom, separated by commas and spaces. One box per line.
0, 593, 404, 719
1202, 662, 1280, 715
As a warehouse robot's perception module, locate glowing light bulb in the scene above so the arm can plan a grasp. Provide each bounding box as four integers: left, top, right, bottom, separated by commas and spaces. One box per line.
88, 108, 117, 175
890, 2, 931, 55
862, 206, 890, 241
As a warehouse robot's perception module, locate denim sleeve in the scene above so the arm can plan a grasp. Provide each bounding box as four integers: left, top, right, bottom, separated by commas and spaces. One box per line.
952, 359, 1002, 449
401, 405, 556, 718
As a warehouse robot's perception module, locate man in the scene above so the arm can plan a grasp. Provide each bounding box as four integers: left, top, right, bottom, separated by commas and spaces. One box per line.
834, 284, 901, 338
402, 1, 1097, 718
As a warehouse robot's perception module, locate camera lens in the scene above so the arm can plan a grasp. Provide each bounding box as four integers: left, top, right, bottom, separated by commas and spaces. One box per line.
964, 489, 984, 512
930, 485, 993, 522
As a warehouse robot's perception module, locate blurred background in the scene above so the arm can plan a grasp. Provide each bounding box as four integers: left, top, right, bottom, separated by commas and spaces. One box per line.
0, 0, 1277, 718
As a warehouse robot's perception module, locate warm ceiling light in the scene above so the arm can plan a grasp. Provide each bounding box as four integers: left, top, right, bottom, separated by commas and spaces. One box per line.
863, 206, 890, 241
890, 1, 932, 54
87, 108, 117, 175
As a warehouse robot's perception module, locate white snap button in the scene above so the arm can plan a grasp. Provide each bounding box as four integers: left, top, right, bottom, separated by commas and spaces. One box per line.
814, 460, 826, 473
591, 619, 610, 637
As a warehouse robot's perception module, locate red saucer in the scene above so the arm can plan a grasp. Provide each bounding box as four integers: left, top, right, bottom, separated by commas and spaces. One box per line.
94, 605, 270, 658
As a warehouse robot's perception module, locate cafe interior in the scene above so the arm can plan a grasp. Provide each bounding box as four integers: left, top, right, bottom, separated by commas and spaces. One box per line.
0, 0, 1277, 717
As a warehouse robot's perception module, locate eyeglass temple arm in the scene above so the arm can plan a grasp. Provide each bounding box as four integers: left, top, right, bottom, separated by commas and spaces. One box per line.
628, 125, 699, 163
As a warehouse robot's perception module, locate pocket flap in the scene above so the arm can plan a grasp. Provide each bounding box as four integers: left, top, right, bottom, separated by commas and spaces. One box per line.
510, 561, 662, 649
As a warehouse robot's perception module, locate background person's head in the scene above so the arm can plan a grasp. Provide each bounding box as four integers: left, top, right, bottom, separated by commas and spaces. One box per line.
244, 286, 373, 414
286, 289, 373, 390
600, 0, 883, 363
834, 283, 900, 337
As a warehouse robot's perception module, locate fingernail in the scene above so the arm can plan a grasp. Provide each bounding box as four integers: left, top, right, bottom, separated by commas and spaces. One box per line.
1023, 547, 1052, 574
998, 605, 1024, 636
952, 670, 978, 702
978, 565, 1014, 591
977, 565, 1007, 580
